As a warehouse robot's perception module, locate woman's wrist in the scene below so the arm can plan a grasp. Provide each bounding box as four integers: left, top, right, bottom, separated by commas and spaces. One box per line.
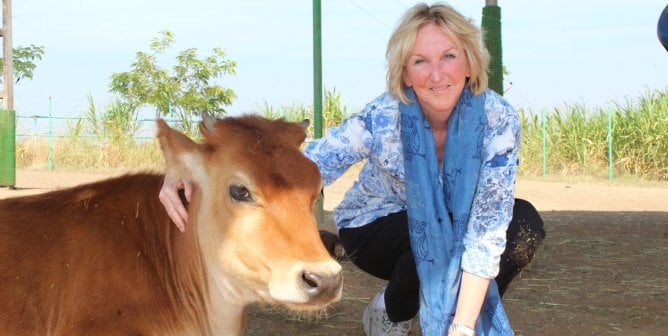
448, 323, 476, 336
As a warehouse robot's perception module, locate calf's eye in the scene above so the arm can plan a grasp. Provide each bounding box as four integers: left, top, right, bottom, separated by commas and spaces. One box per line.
229, 184, 253, 202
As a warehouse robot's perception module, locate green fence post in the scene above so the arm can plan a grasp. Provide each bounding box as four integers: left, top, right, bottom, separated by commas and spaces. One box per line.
313, 0, 324, 225
0, 108, 16, 188
48, 97, 54, 171
608, 103, 613, 180
33, 115, 38, 147
542, 109, 547, 177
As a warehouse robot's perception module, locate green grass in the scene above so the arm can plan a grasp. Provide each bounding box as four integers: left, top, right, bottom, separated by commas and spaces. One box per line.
15, 88, 668, 181
519, 88, 667, 180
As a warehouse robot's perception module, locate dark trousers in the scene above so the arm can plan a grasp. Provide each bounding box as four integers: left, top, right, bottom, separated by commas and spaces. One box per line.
339, 198, 545, 322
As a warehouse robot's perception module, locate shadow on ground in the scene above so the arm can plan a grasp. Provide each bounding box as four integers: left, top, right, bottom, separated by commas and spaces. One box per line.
244, 210, 668, 336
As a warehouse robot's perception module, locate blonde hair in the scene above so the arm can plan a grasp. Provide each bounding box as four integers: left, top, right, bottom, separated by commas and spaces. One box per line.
386, 2, 489, 103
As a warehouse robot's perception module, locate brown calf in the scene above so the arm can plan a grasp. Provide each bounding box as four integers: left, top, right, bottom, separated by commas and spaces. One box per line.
0, 114, 343, 335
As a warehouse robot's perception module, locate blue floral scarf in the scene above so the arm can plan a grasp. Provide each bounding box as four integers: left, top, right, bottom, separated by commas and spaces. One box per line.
400, 87, 513, 335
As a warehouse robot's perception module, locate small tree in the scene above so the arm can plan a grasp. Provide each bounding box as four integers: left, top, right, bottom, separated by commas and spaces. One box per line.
83, 94, 142, 145
109, 31, 237, 132
0, 44, 45, 83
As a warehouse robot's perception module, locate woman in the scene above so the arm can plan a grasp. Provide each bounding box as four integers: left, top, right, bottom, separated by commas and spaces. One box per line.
160, 3, 544, 335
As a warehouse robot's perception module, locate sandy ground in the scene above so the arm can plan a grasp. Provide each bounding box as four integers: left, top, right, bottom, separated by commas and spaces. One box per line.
3, 168, 666, 213
321, 167, 668, 213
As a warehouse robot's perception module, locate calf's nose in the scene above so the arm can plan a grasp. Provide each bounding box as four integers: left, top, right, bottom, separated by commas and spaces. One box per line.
302, 270, 343, 304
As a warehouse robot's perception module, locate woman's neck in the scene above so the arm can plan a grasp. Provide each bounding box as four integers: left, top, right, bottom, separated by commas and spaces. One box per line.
418, 99, 454, 164
432, 127, 447, 164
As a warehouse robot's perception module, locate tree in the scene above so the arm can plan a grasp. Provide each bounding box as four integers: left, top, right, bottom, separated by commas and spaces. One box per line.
109, 31, 237, 130
0, 44, 45, 83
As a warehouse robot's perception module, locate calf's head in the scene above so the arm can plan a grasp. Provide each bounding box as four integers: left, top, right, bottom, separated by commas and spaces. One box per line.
156, 114, 342, 310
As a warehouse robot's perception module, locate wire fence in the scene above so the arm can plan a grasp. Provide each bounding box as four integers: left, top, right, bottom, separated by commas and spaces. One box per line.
15, 114, 187, 141
535, 108, 615, 180
14, 109, 624, 180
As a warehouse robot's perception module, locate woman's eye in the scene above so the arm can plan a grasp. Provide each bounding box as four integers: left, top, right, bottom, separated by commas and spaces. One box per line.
413, 59, 424, 65
229, 184, 253, 202
444, 53, 456, 60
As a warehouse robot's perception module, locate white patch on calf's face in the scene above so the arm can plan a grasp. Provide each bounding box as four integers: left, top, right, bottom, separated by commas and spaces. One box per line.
202, 201, 342, 307
211, 211, 271, 300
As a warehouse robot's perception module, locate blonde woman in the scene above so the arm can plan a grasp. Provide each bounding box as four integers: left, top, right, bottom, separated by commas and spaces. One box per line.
160, 3, 545, 335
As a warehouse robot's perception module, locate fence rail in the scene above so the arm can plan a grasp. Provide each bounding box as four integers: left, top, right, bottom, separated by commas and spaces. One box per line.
15, 114, 193, 140
11, 110, 630, 180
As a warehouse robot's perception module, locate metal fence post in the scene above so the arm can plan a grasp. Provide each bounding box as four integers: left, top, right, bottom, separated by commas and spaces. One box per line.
608, 104, 613, 180
0, 108, 16, 187
313, 0, 325, 225
542, 109, 547, 176
48, 97, 54, 171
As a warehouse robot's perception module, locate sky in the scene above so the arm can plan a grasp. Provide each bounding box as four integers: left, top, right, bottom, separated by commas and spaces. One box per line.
8, 0, 668, 126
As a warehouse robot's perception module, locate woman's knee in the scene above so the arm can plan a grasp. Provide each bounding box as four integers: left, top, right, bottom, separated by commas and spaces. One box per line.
504, 199, 545, 268
512, 198, 546, 240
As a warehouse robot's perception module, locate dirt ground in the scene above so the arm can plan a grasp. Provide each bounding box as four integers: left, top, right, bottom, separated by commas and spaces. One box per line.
1, 169, 667, 335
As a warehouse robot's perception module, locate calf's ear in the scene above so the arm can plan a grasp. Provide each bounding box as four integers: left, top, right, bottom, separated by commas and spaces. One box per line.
298, 119, 310, 130
201, 111, 218, 132
156, 119, 202, 181
275, 119, 309, 148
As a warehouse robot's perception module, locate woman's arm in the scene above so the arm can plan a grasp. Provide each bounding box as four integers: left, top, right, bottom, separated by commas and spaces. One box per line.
453, 94, 521, 332
450, 272, 490, 335
303, 111, 373, 186
461, 94, 520, 279
303, 92, 399, 185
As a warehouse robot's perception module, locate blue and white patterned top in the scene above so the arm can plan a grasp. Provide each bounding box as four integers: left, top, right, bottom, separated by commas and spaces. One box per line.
303, 89, 519, 278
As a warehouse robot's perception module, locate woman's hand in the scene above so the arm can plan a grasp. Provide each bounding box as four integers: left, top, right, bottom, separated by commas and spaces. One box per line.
159, 175, 192, 232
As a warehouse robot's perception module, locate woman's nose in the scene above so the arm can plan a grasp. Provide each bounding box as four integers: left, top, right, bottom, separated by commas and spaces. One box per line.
429, 62, 445, 82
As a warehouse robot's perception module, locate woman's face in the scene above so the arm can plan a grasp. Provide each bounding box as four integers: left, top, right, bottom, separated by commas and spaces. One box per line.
403, 22, 471, 124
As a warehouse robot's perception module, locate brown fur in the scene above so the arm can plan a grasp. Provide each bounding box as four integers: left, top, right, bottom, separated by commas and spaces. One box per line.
0, 173, 207, 335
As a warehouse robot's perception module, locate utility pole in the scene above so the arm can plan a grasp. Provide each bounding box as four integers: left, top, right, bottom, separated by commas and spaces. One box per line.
482, 0, 504, 95
0, 0, 15, 188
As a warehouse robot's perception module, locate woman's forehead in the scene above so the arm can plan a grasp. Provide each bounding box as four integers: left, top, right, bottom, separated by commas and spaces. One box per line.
410, 23, 463, 54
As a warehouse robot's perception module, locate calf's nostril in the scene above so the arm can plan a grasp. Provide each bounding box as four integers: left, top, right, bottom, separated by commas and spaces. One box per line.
301, 271, 343, 303
302, 272, 320, 288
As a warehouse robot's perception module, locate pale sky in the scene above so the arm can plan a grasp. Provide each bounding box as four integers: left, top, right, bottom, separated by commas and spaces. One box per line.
10, 0, 668, 123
